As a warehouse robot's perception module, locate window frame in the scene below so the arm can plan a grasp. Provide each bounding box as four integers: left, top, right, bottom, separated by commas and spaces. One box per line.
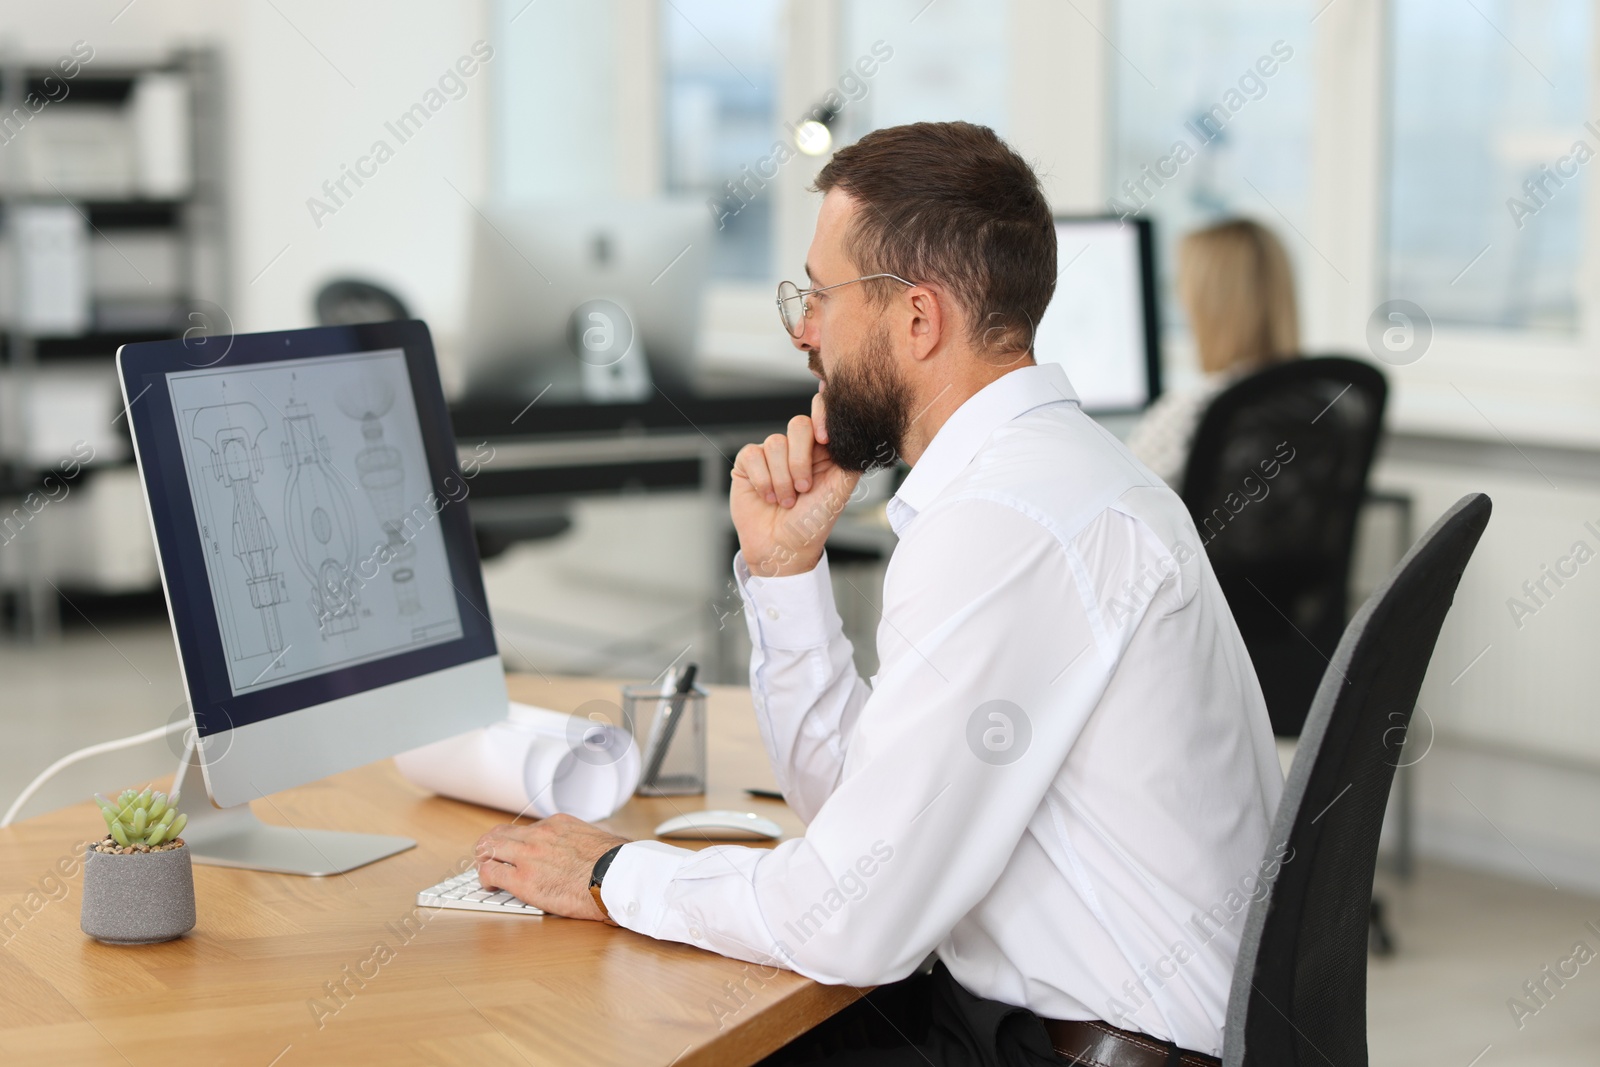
631, 0, 1600, 442
1316, 0, 1600, 446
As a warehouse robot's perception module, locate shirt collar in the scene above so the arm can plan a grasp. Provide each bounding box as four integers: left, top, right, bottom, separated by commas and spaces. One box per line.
885, 362, 1078, 536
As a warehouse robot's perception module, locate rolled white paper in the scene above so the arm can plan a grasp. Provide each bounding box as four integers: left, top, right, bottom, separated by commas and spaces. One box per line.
394, 702, 640, 821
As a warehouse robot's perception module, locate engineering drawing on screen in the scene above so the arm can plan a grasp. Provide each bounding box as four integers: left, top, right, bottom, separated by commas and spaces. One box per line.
190, 402, 290, 655
282, 398, 361, 637
167, 350, 463, 697
336, 373, 423, 617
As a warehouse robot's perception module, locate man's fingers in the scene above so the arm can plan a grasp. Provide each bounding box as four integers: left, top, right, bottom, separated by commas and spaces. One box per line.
737, 421, 820, 504
735, 442, 774, 503
787, 415, 814, 494
477, 857, 516, 890
475, 825, 518, 852
476, 832, 534, 867
810, 390, 829, 444
762, 434, 794, 506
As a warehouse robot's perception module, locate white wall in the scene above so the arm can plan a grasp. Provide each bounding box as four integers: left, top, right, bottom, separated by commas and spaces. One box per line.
1009, 0, 1107, 213
1371, 454, 1600, 894
0, 0, 230, 61
223, 1, 492, 354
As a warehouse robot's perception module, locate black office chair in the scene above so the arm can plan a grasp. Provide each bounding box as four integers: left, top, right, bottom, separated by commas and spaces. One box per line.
473, 512, 574, 561
1182, 357, 1388, 738
1222, 493, 1491, 1066
313, 278, 411, 326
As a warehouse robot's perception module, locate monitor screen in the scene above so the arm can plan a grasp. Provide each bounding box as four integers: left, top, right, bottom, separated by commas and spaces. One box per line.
165, 348, 464, 697
120, 320, 499, 747
1032, 216, 1161, 413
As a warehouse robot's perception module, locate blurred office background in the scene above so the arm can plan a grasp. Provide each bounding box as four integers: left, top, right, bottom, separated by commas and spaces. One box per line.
1, 1, 1598, 1058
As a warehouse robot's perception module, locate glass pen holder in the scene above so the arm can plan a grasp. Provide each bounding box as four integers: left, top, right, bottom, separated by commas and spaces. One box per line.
622, 683, 707, 796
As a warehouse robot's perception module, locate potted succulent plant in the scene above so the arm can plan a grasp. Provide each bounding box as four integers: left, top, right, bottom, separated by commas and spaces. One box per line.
80, 787, 196, 945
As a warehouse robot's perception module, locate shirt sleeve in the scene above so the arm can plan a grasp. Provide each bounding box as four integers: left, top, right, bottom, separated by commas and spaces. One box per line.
730, 549, 873, 823
599, 499, 1111, 987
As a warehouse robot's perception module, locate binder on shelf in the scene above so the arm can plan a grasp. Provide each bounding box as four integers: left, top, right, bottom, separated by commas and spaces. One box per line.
131, 73, 192, 198
14, 203, 90, 336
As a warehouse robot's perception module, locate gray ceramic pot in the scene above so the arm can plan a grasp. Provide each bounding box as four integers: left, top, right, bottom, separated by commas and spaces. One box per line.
80, 843, 197, 945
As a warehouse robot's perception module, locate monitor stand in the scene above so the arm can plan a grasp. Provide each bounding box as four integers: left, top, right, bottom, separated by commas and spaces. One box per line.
172, 741, 415, 876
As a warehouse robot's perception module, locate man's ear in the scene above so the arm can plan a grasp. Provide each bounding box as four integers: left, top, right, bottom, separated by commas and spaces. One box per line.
906, 285, 944, 362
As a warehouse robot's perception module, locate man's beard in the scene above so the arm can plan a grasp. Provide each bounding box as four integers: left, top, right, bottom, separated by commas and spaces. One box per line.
810, 327, 911, 472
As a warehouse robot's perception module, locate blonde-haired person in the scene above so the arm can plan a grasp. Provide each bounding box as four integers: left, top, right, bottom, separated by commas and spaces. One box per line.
1126, 218, 1300, 494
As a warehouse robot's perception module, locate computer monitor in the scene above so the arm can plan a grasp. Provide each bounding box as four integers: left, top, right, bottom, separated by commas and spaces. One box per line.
1032, 215, 1162, 414
118, 320, 507, 875
461, 198, 711, 403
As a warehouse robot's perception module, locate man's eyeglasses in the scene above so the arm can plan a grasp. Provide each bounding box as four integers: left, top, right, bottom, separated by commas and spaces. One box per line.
775, 273, 917, 338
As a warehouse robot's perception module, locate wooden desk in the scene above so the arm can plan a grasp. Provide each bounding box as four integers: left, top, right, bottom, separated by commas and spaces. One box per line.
0, 676, 864, 1066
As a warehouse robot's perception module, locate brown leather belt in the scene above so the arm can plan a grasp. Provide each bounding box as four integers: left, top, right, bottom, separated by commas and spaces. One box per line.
1041, 1018, 1221, 1067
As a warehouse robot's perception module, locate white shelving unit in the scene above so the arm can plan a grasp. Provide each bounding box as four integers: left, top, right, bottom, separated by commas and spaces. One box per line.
0, 47, 226, 638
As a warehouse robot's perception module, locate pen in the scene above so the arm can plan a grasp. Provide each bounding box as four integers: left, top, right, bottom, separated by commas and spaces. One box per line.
642, 663, 697, 787
640, 667, 679, 766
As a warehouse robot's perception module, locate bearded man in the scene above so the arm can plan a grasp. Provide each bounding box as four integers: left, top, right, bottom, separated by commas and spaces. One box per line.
473, 122, 1282, 1067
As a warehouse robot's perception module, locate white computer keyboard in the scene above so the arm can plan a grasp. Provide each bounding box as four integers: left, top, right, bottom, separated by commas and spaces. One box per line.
416, 869, 544, 915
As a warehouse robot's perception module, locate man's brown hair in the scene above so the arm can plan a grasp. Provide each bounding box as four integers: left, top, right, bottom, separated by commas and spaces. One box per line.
812, 121, 1056, 356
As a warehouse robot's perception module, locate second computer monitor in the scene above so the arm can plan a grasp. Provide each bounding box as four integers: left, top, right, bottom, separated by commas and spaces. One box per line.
461, 199, 712, 403
1032, 216, 1162, 414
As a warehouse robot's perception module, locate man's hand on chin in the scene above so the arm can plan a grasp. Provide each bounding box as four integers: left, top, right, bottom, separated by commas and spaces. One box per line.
474, 814, 629, 922
730, 388, 861, 579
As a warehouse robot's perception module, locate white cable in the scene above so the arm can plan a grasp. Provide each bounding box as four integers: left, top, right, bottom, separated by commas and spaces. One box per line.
2, 720, 187, 827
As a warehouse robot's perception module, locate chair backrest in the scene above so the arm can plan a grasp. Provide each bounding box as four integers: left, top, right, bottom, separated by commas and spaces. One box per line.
1222, 493, 1491, 1067
314, 278, 410, 326
1182, 357, 1388, 736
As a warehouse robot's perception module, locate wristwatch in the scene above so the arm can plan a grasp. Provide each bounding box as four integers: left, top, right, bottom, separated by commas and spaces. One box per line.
589, 843, 626, 925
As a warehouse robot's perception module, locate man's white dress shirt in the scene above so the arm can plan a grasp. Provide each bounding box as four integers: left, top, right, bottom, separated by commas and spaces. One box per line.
601, 363, 1283, 1054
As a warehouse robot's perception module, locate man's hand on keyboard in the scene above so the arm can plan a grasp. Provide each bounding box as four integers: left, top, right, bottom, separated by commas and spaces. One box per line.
473, 814, 629, 922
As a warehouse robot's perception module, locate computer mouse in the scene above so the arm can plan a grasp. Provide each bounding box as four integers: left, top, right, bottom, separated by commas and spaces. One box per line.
654, 810, 783, 841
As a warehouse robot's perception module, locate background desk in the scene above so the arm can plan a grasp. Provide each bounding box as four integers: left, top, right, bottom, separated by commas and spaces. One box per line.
450, 377, 816, 686
0, 675, 863, 1066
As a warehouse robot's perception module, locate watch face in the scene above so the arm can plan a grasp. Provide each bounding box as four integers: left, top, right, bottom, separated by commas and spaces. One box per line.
591, 843, 625, 887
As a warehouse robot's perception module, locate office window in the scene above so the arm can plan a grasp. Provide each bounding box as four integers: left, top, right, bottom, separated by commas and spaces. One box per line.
662, 0, 785, 280
837, 0, 1009, 143
1109, 1, 1313, 333
1385, 0, 1590, 333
